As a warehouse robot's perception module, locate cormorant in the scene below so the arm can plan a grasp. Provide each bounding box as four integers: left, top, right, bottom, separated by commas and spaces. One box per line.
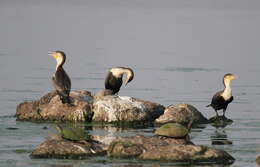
105, 67, 134, 94
207, 73, 238, 117
49, 51, 71, 104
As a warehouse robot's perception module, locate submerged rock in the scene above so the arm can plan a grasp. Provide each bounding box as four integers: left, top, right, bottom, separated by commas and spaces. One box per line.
155, 104, 208, 125
16, 91, 93, 122
92, 96, 165, 123
209, 115, 233, 128
155, 123, 189, 138
31, 137, 105, 159
108, 135, 235, 165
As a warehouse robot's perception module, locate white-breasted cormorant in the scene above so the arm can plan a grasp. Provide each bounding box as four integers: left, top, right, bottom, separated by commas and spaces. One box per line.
207, 73, 237, 117
105, 67, 134, 94
49, 51, 71, 104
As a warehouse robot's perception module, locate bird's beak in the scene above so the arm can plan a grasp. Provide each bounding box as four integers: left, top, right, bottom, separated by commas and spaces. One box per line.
48, 51, 54, 57
233, 75, 239, 80
124, 80, 129, 86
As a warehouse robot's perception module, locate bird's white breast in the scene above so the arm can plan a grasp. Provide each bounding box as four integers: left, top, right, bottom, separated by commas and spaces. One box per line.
221, 86, 232, 101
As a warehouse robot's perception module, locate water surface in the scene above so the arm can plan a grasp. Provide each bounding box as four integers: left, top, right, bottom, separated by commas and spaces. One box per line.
1, 0, 260, 166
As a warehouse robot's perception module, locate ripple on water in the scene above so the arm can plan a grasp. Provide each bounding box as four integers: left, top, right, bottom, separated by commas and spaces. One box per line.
1, 88, 41, 94
72, 77, 103, 81
164, 67, 219, 72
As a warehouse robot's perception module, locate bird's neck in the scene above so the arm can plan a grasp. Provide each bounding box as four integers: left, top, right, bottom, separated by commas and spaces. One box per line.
222, 80, 232, 100
111, 68, 129, 78
56, 57, 64, 70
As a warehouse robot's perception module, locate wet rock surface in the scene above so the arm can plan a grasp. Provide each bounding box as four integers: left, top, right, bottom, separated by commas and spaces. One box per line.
16, 91, 93, 122
92, 96, 165, 123
31, 137, 105, 159
155, 104, 208, 125
30, 124, 235, 165
108, 135, 235, 165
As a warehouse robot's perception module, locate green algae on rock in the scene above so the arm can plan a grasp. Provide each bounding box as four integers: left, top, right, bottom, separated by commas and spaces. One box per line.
56, 125, 91, 142
155, 123, 189, 138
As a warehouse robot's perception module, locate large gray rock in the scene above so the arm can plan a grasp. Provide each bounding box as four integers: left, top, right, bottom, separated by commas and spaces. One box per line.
155, 104, 208, 125
31, 136, 105, 159
16, 91, 93, 122
16, 90, 165, 123
92, 96, 165, 123
108, 135, 235, 165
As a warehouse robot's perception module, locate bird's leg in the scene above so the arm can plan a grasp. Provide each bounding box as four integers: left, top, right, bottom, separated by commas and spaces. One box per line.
215, 109, 219, 119
223, 108, 226, 118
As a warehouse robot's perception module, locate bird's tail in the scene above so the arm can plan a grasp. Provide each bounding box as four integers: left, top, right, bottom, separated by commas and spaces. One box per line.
206, 104, 211, 107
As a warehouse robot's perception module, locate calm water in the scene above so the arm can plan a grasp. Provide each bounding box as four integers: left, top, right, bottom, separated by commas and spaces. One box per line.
1, 0, 260, 166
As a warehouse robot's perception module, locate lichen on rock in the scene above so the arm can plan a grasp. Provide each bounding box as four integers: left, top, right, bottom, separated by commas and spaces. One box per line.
92, 95, 165, 123
16, 90, 93, 122
31, 138, 105, 159
107, 135, 235, 165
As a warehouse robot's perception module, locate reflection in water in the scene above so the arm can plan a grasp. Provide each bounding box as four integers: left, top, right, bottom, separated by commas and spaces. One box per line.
114, 163, 227, 167
49, 123, 150, 147
209, 116, 233, 128
45, 165, 75, 167
91, 124, 142, 147
91, 125, 120, 146
164, 67, 219, 72
211, 129, 232, 145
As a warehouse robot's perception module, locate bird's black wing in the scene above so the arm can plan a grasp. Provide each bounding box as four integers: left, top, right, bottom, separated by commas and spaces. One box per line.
210, 90, 226, 110
105, 72, 113, 89
52, 67, 71, 96
105, 71, 122, 94
226, 96, 234, 104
